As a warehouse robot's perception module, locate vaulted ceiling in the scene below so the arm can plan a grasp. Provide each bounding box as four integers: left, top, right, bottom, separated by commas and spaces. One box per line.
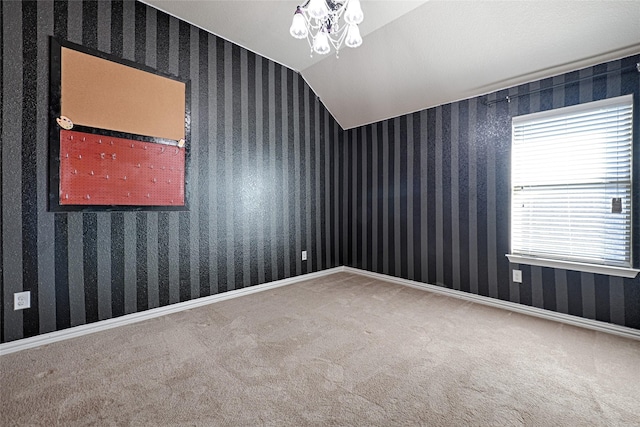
142, 1, 640, 129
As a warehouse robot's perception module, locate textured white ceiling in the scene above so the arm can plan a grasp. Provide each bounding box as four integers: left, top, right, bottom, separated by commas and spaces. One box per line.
143, 1, 640, 129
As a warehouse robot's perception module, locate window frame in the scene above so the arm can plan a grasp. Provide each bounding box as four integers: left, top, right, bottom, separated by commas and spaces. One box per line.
506, 94, 639, 278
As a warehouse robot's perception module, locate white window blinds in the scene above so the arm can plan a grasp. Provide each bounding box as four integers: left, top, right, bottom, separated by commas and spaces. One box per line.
511, 94, 633, 268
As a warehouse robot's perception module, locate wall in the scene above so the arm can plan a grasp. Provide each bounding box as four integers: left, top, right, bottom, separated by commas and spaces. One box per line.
2, 1, 639, 346
1, 0, 342, 343
341, 54, 640, 329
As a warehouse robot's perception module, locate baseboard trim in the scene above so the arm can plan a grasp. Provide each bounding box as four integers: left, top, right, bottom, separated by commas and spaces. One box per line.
0, 267, 344, 356
344, 267, 640, 341
4, 265, 636, 355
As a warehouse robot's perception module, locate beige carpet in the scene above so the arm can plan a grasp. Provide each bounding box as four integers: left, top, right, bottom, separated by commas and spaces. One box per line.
1, 272, 639, 426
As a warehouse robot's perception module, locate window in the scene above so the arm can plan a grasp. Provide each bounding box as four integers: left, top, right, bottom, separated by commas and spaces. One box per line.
507, 94, 638, 278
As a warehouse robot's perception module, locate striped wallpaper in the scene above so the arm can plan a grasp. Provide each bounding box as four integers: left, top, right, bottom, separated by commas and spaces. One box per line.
1, 0, 341, 343
2, 0, 639, 345
341, 54, 640, 329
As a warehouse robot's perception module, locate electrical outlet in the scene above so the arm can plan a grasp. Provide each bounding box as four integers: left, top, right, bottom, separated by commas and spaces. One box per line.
301, 250, 308, 261
512, 269, 522, 284
14, 291, 31, 311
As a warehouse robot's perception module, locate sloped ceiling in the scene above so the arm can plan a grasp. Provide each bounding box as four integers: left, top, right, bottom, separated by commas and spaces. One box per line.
142, 1, 640, 129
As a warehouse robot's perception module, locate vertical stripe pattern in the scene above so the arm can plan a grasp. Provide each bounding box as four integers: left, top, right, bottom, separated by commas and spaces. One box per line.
1, 1, 639, 344
1, 0, 340, 343
342, 54, 640, 330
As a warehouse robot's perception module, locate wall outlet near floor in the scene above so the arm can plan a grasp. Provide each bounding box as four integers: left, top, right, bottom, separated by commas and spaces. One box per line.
301, 250, 307, 261
14, 291, 31, 310
512, 269, 522, 284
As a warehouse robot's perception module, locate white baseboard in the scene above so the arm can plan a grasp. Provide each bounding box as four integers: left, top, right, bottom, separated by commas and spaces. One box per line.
0, 267, 344, 356
344, 267, 640, 341
3, 265, 637, 356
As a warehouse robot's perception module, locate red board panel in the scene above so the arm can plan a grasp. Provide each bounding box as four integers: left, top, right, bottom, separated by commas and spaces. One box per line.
59, 129, 185, 206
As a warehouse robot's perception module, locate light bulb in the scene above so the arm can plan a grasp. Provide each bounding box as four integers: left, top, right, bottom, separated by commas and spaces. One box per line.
344, 0, 364, 25
306, 0, 329, 19
313, 31, 331, 54
345, 24, 362, 48
290, 9, 308, 39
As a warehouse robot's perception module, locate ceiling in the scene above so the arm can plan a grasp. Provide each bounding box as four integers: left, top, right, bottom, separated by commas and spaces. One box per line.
142, 1, 640, 130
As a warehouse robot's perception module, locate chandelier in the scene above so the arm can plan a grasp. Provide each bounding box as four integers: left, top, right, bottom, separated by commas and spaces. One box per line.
289, 0, 364, 58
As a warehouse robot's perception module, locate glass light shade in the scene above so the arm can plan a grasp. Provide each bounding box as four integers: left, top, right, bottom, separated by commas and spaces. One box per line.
344, 0, 364, 24
345, 24, 362, 48
290, 12, 308, 39
313, 31, 331, 54
306, 0, 329, 19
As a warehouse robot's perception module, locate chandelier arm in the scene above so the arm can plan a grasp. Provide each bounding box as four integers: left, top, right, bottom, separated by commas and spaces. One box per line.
327, 0, 349, 16
332, 0, 349, 21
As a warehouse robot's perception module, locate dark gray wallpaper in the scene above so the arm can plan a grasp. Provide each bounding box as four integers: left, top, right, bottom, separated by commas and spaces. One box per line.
1, 0, 341, 343
341, 54, 640, 329
2, 0, 639, 345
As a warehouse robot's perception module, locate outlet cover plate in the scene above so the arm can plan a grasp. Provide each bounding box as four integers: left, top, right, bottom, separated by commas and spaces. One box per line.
301, 250, 307, 261
513, 269, 522, 283
14, 291, 31, 310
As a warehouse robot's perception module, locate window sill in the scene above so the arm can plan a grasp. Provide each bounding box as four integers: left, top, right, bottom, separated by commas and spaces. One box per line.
505, 254, 640, 278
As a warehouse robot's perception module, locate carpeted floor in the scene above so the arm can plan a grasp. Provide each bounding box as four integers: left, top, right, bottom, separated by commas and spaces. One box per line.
1, 272, 639, 426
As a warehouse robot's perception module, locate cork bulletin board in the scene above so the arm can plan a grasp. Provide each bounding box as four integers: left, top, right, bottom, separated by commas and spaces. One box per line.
49, 37, 190, 211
